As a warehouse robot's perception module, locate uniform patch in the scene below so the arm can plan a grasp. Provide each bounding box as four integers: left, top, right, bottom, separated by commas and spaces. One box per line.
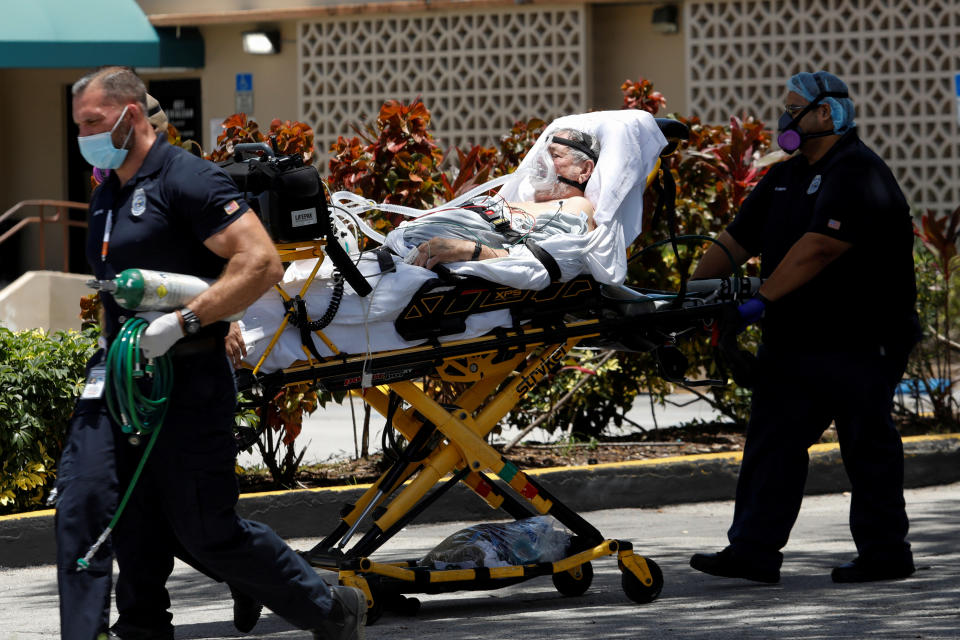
131, 188, 147, 217
224, 200, 240, 215
827, 219, 842, 230
807, 174, 822, 195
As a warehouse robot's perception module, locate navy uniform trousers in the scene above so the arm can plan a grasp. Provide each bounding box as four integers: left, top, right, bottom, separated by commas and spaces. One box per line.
726, 345, 913, 572
56, 347, 333, 640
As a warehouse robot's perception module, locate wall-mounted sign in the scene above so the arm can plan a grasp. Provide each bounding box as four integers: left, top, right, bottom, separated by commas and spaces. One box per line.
955, 73, 960, 127
148, 78, 202, 146
236, 73, 254, 115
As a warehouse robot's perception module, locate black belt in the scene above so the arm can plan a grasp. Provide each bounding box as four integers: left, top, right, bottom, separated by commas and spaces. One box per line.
170, 336, 223, 359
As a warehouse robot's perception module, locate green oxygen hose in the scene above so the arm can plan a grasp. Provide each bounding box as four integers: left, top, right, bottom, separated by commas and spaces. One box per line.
77, 317, 174, 570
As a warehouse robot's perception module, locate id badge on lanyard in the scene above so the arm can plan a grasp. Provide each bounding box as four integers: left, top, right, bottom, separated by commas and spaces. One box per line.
81, 364, 107, 399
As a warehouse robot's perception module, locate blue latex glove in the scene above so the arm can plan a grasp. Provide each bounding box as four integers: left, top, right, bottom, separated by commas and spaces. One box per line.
737, 296, 767, 332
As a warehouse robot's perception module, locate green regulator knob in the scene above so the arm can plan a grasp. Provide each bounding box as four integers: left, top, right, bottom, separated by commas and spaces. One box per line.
112, 269, 146, 310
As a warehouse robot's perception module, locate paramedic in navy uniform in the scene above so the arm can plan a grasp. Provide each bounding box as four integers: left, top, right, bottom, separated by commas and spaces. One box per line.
688, 71, 919, 585
59, 66, 367, 640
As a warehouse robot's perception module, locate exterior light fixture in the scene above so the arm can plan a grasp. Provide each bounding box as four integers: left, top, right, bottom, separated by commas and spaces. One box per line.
651, 5, 679, 34
242, 31, 280, 55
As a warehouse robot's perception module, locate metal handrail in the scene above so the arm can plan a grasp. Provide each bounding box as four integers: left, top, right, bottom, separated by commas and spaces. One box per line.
0, 199, 89, 271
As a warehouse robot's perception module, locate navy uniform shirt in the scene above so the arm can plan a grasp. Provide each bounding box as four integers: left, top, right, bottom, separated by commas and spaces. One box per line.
727, 128, 917, 353
85, 136, 250, 339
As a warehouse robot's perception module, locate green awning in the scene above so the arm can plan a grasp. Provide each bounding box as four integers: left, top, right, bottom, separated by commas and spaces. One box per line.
155, 27, 204, 69
0, 0, 202, 69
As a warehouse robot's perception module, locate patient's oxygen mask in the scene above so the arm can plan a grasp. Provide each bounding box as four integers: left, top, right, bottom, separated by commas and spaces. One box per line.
527, 146, 558, 193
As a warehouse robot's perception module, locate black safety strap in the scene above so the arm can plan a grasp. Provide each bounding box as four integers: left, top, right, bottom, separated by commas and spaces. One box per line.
524, 239, 562, 282
628, 163, 687, 308
290, 296, 327, 363
283, 275, 345, 362
374, 247, 396, 274
557, 175, 589, 192
658, 167, 688, 308
551, 135, 599, 163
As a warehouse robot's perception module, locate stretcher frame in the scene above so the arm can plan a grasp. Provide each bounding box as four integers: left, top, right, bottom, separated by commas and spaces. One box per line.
238, 268, 737, 623
235, 119, 742, 621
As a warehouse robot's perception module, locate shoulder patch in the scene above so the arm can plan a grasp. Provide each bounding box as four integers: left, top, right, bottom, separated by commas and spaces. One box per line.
224, 200, 241, 215
827, 219, 841, 230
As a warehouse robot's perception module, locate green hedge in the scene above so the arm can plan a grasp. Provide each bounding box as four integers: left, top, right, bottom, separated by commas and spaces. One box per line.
0, 326, 98, 514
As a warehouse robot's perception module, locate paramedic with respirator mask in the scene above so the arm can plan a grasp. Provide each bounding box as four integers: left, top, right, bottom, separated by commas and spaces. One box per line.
57, 66, 367, 640
688, 70, 920, 585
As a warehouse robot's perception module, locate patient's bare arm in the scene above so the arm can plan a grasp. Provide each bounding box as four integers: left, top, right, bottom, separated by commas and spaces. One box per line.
409, 197, 596, 269
410, 237, 507, 269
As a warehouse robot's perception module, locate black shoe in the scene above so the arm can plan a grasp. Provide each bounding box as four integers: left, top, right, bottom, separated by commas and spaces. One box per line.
690, 547, 780, 584
831, 556, 915, 583
230, 586, 263, 633
313, 585, 367, 640
107, 623, 175, 640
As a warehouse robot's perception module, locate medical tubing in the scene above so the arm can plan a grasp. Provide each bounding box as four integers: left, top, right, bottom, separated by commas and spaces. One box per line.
327, 170, 524, 227
104, 318, 174, 434
78, 318, 172, 570
76, 421, 162, 570
322, 182, 387, 244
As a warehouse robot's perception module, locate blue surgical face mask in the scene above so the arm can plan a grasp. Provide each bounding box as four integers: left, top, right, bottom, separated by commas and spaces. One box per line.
77, 105, 132, 169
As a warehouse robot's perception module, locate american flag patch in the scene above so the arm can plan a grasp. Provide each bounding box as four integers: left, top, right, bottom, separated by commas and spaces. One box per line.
224, 200, 240, 215
827, 219, 841, 230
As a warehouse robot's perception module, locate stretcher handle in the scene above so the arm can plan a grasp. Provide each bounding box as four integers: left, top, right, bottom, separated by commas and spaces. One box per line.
233, 142, 275, 160
686, 277, 763, 298
654, 118, 690, 155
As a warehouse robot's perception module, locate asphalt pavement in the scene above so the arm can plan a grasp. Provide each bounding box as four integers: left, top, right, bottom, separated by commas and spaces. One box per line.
2, 483, 958, 639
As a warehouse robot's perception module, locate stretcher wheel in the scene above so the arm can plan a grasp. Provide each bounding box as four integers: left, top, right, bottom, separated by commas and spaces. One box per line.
552, 561, 594, 597
387, 594, 421, 616
621, 557, 663, 604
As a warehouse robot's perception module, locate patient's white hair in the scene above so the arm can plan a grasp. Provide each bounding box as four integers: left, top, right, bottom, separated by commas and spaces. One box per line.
552, 128, 600, 165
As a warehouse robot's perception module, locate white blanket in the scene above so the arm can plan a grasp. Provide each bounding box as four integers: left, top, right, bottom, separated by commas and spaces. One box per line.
241, 110, 667, 373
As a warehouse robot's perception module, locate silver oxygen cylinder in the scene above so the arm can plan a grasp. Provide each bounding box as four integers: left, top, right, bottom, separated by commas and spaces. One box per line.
87, 268, 244, 320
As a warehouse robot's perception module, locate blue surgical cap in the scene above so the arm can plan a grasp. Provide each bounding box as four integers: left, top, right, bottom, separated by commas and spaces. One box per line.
786, 71, 856, 134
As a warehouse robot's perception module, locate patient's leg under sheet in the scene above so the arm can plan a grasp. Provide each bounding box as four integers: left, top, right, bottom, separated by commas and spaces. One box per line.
240, 257, 512, 373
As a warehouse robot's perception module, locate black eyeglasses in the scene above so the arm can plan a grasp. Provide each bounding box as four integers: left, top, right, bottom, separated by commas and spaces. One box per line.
784, 104, 807, 114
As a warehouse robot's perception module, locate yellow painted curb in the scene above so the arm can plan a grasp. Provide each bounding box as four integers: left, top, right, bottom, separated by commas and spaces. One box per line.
4, 433, 957, 524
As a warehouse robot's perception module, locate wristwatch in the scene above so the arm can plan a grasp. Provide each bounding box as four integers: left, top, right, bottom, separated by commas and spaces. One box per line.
179, 307, 201, 335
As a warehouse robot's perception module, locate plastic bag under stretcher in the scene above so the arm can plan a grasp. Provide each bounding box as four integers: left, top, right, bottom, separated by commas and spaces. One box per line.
422, 516, 572, 570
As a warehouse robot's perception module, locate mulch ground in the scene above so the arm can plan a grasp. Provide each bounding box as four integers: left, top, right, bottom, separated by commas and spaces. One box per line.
237, 414, 952, 494
237, 423, 753, 493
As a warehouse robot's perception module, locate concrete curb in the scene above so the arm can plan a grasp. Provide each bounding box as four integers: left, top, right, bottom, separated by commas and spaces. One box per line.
3, 434, 958, 569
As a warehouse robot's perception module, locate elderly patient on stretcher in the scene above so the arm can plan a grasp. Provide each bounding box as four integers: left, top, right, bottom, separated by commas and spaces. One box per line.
399, 129, 599, 270
239, 110, 668, 371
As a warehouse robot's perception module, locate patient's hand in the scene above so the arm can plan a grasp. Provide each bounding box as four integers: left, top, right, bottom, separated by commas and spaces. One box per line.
411, 237, 506, 269
225, 321, 247, 369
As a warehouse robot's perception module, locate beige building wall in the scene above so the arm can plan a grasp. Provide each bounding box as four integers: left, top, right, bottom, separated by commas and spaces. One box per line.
1, 2, 682, 278
0, 68, 77, 208
197, 22, 299, 150
0, 68, 81, 274
590, 3, 686, 115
